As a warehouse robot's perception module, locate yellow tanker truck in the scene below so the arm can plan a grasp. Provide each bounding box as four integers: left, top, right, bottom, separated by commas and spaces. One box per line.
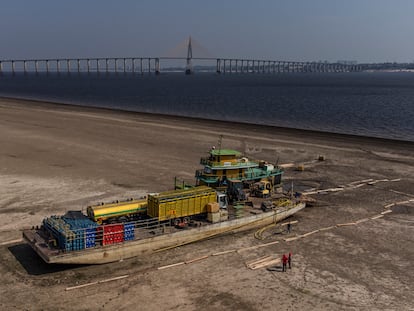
87, 186, 228, 225
87, 199, 148, 224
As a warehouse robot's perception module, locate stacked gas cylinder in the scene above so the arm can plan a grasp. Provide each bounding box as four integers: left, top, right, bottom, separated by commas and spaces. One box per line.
43, 211, 97, 251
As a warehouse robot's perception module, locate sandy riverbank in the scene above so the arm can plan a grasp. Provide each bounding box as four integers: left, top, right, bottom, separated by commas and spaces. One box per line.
0, 98, 413, 310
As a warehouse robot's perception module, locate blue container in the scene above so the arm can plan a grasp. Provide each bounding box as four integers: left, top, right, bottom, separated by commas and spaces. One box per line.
124, 222, 135, 241
43, 216, 76, 251
85, 228, 97, 248
62, 213, 98, 251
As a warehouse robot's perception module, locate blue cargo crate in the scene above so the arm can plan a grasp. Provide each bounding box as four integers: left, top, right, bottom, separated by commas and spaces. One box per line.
43, 216, 77, 251
62, 214, 98, 250
85, 227, 97, 248
124, 222, 135, 241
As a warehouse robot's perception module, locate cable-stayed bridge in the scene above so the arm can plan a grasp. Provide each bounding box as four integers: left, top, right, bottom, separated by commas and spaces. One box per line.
0, 37, 363, 75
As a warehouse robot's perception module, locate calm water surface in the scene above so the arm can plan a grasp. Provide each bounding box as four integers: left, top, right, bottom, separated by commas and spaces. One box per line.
0, 72, 413, 142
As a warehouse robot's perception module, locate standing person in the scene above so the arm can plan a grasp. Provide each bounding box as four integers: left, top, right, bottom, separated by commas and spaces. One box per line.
288, 252, 292, 269
282, 254, 288, 272
287, 223, 292, 233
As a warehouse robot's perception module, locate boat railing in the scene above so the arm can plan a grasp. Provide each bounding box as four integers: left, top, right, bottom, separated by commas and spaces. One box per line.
200, 157, 259, 169
200, 157, 210, 165
244, 169, 283, 180
49, 216, 177, 253
196, 168, 283, 184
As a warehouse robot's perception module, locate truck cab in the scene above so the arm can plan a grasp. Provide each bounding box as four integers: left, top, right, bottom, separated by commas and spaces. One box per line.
216, 192, 228, 209
250, 179, 273, 198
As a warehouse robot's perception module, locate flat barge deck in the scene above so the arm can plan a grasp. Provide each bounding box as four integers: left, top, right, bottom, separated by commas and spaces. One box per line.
23, 203, 305, 264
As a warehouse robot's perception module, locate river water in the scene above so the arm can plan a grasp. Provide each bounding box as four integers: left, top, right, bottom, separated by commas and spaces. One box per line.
0, 71, 413, 142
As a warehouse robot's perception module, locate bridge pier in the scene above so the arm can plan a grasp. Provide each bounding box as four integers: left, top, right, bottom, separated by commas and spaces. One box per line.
155, 58, 160, 75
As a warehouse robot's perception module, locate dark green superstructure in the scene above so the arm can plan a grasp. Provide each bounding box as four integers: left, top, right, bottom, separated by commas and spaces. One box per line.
195, 148, 283, 187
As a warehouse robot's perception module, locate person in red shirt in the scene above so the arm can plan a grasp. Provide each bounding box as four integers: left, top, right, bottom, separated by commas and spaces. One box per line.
282, 254, 288, 272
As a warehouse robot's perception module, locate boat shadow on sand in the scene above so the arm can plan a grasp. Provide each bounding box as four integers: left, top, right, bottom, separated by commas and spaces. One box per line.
8, 243, 85, 275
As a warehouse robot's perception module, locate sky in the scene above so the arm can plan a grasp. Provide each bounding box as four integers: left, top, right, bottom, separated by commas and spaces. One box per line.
1, 0, 414, 63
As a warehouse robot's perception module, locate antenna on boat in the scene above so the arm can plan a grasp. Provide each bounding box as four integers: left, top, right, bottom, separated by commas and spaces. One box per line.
218, 135, 223, 154
275, 156, 279, 166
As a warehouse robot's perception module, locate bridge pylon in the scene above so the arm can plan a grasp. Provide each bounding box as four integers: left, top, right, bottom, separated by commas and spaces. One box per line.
185, 36, 193, 75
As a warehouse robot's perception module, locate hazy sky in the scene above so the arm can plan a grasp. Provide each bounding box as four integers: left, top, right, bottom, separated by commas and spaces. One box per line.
1, 0, 413, 63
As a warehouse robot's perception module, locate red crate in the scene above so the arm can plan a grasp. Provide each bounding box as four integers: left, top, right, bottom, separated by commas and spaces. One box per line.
98, 224, 124, 246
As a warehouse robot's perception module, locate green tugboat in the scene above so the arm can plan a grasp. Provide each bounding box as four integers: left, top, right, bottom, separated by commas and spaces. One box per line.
195, 147, 283, 188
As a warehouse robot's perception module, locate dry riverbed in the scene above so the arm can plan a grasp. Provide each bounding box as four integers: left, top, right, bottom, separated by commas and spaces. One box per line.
0, 98, 413, 310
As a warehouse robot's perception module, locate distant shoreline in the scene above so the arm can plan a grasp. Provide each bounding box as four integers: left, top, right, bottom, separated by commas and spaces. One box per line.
1, 95, 414, 147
